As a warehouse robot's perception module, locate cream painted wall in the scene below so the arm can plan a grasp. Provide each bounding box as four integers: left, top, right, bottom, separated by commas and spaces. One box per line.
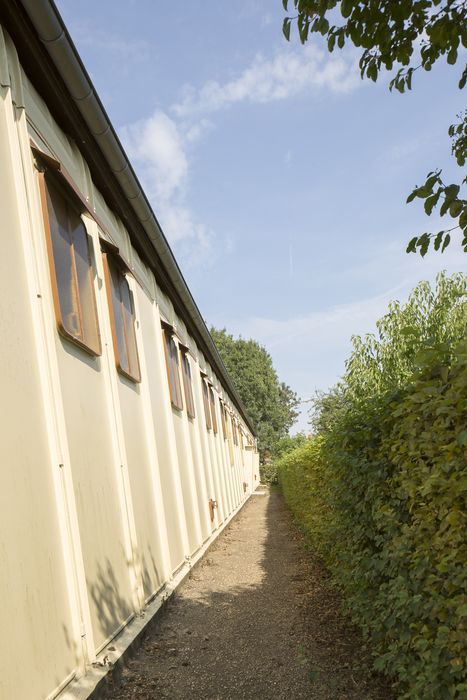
0, 81, 78, 700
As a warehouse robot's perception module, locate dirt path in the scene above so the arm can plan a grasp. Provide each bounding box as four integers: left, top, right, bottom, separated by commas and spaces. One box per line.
107, 487, 392, 700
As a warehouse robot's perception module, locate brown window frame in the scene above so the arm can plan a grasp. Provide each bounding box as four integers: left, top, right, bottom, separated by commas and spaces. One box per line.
102, 252, 141, 383
201, 377, 212, 430
38, 171, 101, 356
208, 386, 218, 434
226, 409, 234, 465
163, 328, 184, 410
231, 416, 239, 446
219, 399, 228, 439
180, 349, 196, 419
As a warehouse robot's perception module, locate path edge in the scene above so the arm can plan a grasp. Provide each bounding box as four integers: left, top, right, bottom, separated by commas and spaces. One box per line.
58, 492, 257, 700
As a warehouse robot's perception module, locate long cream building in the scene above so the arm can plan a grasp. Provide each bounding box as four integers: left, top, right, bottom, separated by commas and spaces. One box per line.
0, 2, 259, 698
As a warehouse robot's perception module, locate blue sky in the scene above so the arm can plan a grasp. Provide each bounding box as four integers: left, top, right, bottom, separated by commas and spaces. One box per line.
57, 0, 465, 432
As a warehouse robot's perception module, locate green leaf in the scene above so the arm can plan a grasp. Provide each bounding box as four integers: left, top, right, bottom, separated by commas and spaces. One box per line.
367, 62, 377, 82
424, 192, 440, 215
283, 17, 291, 41
459, 65, 467, 89
445, 184, 460, 201
341, 0, 353, 19
406, 236, 418, 253
415, 232, 430, 257
441, 233, 451, 252
447, 47, 458, 65
449, 200, 462, 217
433, 231, 444, 251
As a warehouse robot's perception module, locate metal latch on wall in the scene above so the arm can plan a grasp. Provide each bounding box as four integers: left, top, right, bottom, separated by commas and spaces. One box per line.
208, 498, 218, 522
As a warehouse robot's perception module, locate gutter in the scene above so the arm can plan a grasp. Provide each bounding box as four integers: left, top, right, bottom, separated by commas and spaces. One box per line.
15, 0, 255, 434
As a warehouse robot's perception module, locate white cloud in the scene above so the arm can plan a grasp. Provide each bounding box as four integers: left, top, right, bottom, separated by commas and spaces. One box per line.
119, 110, 214, 264
183, 118, 214, 144
121, 110, 187, 202
173, 45, 360, 117
69, 22, 152, 64
118, 44, 361, 266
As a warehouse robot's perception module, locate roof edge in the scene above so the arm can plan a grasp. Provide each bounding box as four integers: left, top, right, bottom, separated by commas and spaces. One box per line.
11, 0, 255, 434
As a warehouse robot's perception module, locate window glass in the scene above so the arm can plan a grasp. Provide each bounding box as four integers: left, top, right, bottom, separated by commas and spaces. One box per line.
43, 176, 100, 355
202, 379, 212, 430
109, 262, 130, 375
163, 330, 183, 410
220, 399, 227, 439
226, 410, 234, 465
73, 215, 99, 351
231, 416, 238, 446
181, 352, 196, 419
105, 255, 140, 382
120, 275, 140, 378
173, 339, 184, 408
209, 387, 218, 434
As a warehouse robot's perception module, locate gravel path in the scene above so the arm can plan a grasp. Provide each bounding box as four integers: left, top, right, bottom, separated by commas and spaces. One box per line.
107, 487, 393, 700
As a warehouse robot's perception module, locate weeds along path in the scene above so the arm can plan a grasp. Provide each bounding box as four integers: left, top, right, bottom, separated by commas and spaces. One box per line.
107, 487, 392, 700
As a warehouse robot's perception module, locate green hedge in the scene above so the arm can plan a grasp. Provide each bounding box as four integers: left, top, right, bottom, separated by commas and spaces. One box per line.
278, 341, 467, 698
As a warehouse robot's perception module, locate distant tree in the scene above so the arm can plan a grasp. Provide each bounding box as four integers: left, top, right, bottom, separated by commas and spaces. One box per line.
281, 0, 467, 255
310, 384, 347, 434
211, 328, 299, 459
272, 432, 308, 459
262, 433, 309, 483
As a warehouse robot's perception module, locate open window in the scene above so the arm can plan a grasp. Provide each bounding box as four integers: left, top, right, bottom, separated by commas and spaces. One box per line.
103, 253, 141, 382
39, 172, 101, 356
201, 377, 212, 430
162, 327, 183, 410
219, 399, 228, 439
180, 349, 195, 419
231, 415, 239, 446
208, 386, 218, 434
226, 409, 235, 465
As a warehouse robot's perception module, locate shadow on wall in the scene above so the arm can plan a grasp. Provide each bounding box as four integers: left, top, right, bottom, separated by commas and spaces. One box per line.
89, 558, 134, 643
88, 545, 164, 644
101, 490, 394, 700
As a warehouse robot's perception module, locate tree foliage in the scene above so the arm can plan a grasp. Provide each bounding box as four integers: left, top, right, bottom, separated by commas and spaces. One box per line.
210, 328, 299, 458
262, 432, 309, 483
277, 272, 467, 698
282, 0, 467, 254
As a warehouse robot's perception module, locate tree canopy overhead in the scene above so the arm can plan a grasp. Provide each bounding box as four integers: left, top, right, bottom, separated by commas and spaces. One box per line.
210, 328, 299, 458
282, 0, 467, 255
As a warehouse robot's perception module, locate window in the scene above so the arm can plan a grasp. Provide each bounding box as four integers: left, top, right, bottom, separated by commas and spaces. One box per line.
180, 350, 195, 419
39, 174, 101, 355
201, 378, 212, 430
219, 399, 228, 439
231, 416, 238, 446
162, 328, 183, 410
103, 253, 141, 382
208, 386, 218, 434
226, 409, 234, 465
